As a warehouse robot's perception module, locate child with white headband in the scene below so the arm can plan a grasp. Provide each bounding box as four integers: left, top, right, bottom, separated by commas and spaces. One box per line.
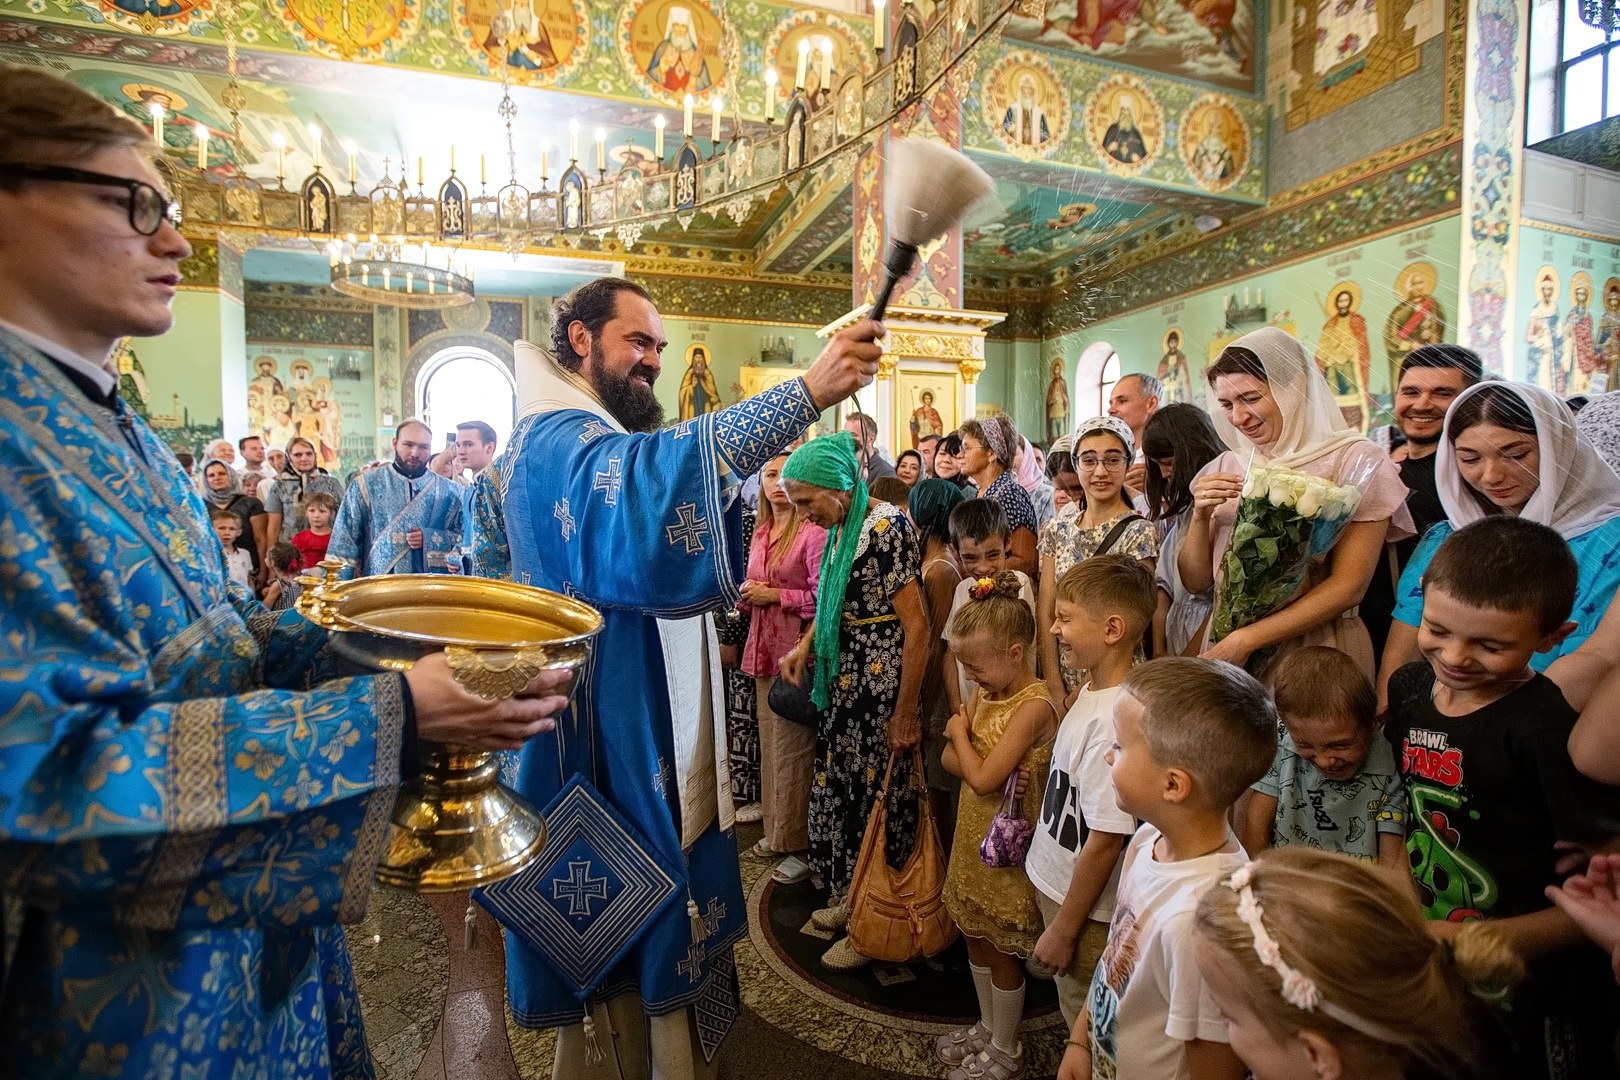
1193, 847, 1522, 1080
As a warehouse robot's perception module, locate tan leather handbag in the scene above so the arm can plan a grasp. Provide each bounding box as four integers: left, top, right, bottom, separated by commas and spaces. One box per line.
846, 749, 958, 963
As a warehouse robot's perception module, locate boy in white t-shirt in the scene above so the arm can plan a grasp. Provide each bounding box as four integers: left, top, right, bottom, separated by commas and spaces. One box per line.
1058, 657, 1276, 1080
1027, 556, 1154, 1029
943, 499, 1037, 711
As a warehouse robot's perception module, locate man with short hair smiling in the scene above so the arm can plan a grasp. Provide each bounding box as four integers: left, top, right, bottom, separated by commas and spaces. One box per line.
238, 433, 273, 496
1362, 344, 1483, 654
0, 66, 567, 1080
473, 276, 881, 1073
328, 416, 464, 576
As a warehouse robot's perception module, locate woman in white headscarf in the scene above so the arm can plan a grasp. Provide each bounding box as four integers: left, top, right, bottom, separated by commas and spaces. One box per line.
1376, 380, 1620, 704
1180, 327, 1414, 676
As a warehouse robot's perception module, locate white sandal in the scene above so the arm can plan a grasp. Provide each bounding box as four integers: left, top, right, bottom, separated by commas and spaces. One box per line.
771, 855, 810, 884
935, 1021, 990, 1066
950, 1043, 1025, 1080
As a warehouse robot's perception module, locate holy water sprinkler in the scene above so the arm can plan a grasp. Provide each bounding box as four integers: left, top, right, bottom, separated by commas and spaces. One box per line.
870, 138, 996, 322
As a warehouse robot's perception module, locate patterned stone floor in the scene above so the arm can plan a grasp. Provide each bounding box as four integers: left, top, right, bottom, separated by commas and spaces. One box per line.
351, 825, 1065, 1080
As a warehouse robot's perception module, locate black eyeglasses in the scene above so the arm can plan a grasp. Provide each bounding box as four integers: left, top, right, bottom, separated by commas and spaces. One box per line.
0, 163, 181, 236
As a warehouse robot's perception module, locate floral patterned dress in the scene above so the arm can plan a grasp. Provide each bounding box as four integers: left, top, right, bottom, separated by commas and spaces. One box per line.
808, 500, 923, 899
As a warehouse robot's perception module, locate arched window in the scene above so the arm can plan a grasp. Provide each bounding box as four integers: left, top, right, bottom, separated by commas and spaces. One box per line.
1098, 351, 1121, 416
415, 348, 516, 453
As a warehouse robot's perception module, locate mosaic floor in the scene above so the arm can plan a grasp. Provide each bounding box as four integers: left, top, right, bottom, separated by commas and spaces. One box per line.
351, 825, 1067, 1080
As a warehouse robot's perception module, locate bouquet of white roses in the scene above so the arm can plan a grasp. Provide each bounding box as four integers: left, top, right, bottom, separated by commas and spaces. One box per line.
1209, 462, 1367, 674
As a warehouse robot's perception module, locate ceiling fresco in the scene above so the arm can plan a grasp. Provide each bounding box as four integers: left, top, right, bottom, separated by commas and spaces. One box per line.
0, 0, 1269, 287
1000, 0, 1257, 94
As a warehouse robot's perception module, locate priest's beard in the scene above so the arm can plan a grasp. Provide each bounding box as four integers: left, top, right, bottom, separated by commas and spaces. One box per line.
394, 455, 430, 479
588, 340, 665, 433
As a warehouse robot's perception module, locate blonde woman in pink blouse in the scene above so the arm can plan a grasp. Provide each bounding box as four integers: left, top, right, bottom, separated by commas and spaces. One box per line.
740, 451, 828, 885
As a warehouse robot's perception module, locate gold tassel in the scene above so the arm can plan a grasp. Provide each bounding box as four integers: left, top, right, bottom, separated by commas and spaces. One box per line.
688, 895, 708, 943
463, 900, 477, 951
582, 1009, 606, 1066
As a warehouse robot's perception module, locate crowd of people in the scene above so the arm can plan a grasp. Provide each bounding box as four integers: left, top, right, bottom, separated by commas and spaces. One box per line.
176, 419, 503, 598
721, 336, 1620, 1080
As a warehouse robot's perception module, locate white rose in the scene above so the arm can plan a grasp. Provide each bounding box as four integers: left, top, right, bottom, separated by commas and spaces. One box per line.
1268, 476, 1295, 507
1242, 471, 1261, 499
1295, 485, 1324, 517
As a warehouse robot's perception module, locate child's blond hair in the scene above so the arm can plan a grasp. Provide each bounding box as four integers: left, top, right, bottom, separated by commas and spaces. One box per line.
947, 570, 1034, 651
1195, 847, 1521, 1080
1122, 657, 1275, 808
1054, 554, 1156, 640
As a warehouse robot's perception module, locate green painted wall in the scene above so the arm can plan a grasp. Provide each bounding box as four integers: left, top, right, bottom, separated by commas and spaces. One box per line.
1043, 215, 1463, 429
655, 317, 836, 431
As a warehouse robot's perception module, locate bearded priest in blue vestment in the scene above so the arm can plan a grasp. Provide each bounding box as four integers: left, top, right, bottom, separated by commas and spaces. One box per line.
470, 278, 882, 1077
328, 418, 465, 578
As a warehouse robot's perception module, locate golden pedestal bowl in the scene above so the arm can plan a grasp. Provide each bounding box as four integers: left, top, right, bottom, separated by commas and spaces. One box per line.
297, 559, 603, 892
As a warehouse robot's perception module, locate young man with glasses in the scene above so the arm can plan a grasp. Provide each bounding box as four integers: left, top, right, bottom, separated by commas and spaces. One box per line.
0, 67, 569, 1080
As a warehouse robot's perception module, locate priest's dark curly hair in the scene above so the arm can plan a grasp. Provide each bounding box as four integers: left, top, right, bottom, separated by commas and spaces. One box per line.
548, 277, 655, 371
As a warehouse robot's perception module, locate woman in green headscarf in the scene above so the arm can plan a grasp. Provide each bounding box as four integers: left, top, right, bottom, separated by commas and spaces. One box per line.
778, 430, 930, 972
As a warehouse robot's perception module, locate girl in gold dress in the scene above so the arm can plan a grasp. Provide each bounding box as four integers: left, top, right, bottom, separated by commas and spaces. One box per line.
938, 571, 1059, 1080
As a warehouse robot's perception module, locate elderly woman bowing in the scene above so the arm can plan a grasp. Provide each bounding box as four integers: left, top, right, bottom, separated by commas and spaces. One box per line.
779, 431, 930, 972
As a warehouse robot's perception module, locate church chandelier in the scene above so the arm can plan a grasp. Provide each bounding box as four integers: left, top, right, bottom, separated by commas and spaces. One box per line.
153, 0, 1043, 258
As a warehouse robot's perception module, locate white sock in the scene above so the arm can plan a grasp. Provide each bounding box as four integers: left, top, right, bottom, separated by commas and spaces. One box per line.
990, 979, 1025, 1055
969, 962, 994, 1032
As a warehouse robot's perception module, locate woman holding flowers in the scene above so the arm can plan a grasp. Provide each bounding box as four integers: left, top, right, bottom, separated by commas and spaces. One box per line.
1376, 381, 1620, 704
1179, 327, 1413, 677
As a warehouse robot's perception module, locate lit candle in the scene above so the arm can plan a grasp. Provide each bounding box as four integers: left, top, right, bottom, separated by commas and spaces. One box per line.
195, 124, 208, 170
450, 145, 457, 172
272, 131, 286, 183
344, 139, 357, 186
873, 0, 886, 50
595, 127, 606, 171
710, 95, 723, 142
569, 118, 579, 161
417, 156, 424, 186
147, 101, 165, 148
819, 38, 833, 88
683, 94, 694, 138
654, 114, 666, 159
796, 38, 809, 89
541, 146, 549, 181
307, 123, 321, 170
764, 68, 778, 120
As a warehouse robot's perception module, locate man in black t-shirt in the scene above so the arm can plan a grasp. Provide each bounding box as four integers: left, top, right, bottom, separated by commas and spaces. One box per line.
1363, 344, 1482, 656
1386, 518, 1620, 1080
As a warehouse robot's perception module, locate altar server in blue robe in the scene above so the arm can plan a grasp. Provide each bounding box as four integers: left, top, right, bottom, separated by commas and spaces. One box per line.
328, 418, 464, 577
0, 67, 569, 1080
472, 278, 881, 1077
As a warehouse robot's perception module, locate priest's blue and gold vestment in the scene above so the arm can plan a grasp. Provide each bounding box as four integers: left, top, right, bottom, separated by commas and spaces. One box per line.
328, 464, 463, 577
472, 341, 822, 1063
0, 327, 405, 1079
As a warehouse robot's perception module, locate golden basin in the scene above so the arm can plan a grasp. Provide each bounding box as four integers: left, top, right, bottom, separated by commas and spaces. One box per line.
297, 559, 603, 892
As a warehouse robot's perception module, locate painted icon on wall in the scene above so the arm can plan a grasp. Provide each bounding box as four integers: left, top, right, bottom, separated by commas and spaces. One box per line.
620, 0, 730, 104
1524, 266, 1563, 393
982, 50, 1070, 160
1383, 260, 1447, 383
1178, 94, 1250, 193
1158, 328, 1193, 405
1045, 357, 1071, 443
1566, 270, 1600, 394
679, 343, 723, 421
1085, 74, 1163, 177
248, 355, 343, 468
458, 0, 588, 85
1315, 281, 1372, 431
273, 0, 421, 62
1600, 277, 1620, 386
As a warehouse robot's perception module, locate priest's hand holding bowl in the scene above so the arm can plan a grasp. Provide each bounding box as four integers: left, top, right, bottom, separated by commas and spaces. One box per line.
801, 319, 885, 408
404, 652, 571, 751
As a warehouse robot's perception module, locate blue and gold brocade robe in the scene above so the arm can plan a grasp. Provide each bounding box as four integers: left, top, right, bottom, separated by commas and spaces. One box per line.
0, 328, 406, 1079
328, 465, 464, 578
